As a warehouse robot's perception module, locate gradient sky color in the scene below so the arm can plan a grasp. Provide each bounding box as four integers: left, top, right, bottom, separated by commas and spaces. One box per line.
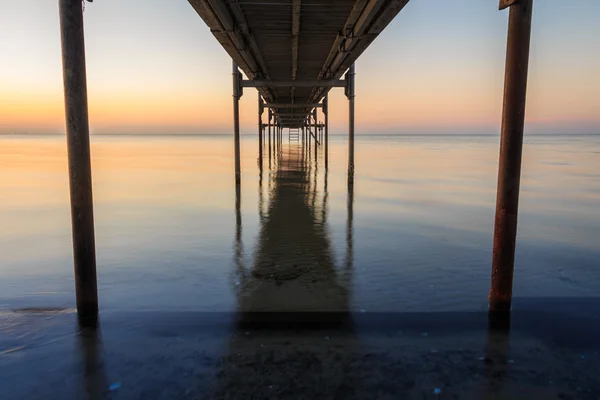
1, 0, 599, 135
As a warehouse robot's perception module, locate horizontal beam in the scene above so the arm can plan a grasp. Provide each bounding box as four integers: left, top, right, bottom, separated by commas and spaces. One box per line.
242, 80, 345, 88
266, 103, 322, 108
499, 0, 520, 10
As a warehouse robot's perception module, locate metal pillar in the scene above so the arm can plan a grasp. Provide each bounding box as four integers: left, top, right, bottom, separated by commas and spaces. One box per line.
489, 0, 533, 317
313, 109, 318, 145
258, 93, 263, 166
59, 0, 98, 327
324, 93, 329, 168
346, 64, 355, 180
268, 109, 272, 166
233, 61, 241, 184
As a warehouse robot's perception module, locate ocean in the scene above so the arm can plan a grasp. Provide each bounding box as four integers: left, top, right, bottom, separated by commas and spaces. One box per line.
1, 133, 599, 312
1, 133, 600, 398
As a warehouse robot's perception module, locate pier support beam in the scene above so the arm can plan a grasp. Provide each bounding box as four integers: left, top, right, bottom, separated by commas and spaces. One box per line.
258, 93, 263, 167
233, 61, 241, 184
346, 64, 356, 181
489, 0, 533, 319
324, 94, 329, 168
313, 110, 318, 159
59, 0, 98, 327
313, 108, 318, 145
268, 109, 272, 165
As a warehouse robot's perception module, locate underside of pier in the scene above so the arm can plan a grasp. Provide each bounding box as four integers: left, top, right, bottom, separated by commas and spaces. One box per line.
188, 0, 409, 127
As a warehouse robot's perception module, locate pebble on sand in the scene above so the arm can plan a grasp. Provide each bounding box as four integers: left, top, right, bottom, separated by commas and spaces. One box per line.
109, 382, 121, 391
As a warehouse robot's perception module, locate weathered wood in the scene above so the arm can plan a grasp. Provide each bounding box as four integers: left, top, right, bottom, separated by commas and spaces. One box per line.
59, 0, 98, 327
490, 0, 533, 316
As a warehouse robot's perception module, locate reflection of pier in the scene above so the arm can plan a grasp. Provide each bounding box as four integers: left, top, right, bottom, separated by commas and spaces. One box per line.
235, 142, 354, 326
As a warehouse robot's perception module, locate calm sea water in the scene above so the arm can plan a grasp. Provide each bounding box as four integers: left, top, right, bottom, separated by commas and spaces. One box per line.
1, 133, 599, 314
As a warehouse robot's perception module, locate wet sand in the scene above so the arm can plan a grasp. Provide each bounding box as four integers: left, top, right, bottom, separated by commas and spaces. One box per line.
1, 309, 599, 399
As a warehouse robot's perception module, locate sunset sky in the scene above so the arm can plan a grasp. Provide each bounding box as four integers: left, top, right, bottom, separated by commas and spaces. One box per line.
1, 0, 599, 135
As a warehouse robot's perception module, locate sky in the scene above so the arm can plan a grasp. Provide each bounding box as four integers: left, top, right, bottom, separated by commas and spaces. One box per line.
0, 0, 599, 135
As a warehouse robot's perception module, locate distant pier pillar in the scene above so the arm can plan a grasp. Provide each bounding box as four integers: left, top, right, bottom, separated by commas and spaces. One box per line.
313, 109, 318, 158
490, 0, 533, 318
324, 94, 329, 168
268, 109, 272, 165
346, 64, 355, 181
313, 109, 318, 144
258, 93, 263, 167
59, 0, 98, 327
233, 60, 242, 184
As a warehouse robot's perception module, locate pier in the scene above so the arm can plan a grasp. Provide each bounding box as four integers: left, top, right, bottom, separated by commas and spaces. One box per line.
59, 0, 533, 327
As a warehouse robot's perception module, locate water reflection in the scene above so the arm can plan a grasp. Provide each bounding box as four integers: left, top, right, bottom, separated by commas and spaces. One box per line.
78, 327, 108, 399
234, 141, 353, 323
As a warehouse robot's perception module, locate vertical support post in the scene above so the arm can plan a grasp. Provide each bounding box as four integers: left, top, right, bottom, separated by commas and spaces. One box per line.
313, 109, 318, 158
233, 60, 241, 184
313, 109, 318, 145
346, 64, 355, 181
489, 0, 533, 318
324, 93, 329, 168
268, 109, 272, 166
59, 0, 98, 327
258, 93, 263, 168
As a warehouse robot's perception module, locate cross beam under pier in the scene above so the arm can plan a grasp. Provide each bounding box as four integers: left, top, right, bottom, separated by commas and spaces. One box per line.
242, 80, 346, 88
266, 103, 322, 108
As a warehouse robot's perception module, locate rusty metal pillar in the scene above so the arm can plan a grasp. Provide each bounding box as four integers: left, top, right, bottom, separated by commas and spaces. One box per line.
313, 108, 318, 145
324, 94, 329, 168
233, 61, 241, 184
59, 0, 98, 327
307, 116, 311, 148
346, 64, 355, 181
258, 93, 263, 168
268, 109, 272, 166
489, 0, 533, 318
312, 109, 318, 158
